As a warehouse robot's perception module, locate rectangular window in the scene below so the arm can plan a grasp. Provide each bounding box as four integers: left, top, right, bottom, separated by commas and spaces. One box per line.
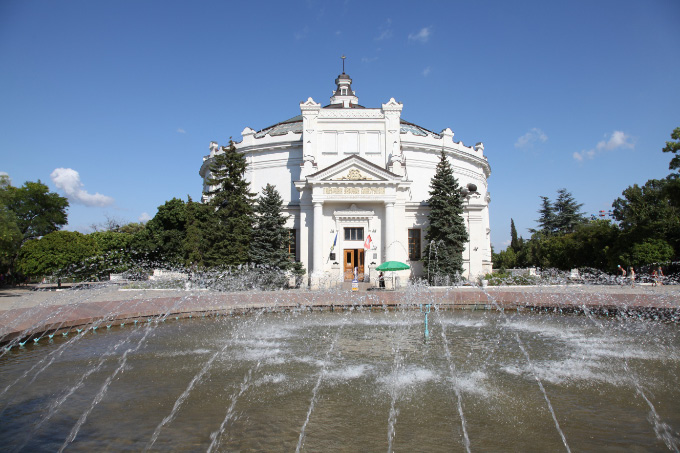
288, 229, 298, 261
344, 227, 364, 241
408, 229, 421, 260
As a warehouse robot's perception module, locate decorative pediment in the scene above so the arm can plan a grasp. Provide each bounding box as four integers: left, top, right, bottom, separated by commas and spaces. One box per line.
307, 155, 401, 183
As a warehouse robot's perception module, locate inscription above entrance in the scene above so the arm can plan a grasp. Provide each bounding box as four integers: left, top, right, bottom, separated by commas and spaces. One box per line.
324, 187, 386, 195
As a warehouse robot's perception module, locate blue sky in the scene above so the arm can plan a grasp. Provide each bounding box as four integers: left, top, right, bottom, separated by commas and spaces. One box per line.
1, 0, 679, 250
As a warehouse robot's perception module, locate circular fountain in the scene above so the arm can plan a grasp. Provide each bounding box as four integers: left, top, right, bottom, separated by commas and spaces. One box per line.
0, 284, 679, 451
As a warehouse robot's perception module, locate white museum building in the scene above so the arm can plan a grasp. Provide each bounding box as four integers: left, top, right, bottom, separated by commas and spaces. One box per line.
200, 69, 492, 288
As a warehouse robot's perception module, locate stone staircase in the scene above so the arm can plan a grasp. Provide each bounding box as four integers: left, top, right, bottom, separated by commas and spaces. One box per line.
340, 281, 373, 292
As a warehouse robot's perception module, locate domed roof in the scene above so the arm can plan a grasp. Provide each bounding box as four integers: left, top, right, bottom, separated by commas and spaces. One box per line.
253, 114, 439, 139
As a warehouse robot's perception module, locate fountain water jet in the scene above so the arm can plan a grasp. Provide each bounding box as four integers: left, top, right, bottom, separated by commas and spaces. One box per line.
0, 279, 678, 451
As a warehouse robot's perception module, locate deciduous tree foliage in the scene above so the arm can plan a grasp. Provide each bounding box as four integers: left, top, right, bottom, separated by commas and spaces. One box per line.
0, 206, 21, 273
612, 178, 680, 253
131, 198, 188, 266
1, 180, 69, 245
422, 151, 468, 283
17, 231, 97, 281
0, 179, 69, 275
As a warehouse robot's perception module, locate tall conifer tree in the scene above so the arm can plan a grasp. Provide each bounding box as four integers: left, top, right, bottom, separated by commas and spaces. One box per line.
422, 151, 468, 283
510, 218, 520, 252
250, 184, 291, 269
553, 188, 586, 234
204, 140, 255, 265
532, 196, 557, 235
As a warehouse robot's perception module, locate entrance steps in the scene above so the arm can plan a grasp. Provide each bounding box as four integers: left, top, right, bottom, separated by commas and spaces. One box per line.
340, 281, 373, 292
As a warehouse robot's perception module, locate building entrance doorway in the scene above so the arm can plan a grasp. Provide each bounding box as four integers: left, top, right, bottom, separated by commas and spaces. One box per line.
343, 249, 365, 281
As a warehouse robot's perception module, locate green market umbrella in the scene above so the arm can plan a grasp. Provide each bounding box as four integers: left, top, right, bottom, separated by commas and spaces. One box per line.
375, 261, 410, 271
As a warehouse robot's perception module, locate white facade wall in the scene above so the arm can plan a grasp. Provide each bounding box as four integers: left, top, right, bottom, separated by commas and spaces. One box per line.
200, 73, 492, 287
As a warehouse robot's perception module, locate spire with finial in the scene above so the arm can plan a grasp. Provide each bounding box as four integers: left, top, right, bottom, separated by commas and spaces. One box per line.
330, 55, 358, 107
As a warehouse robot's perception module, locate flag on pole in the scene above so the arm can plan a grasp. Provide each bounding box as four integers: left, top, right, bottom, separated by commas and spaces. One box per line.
330, 232, 338, 252
364, 234, 372, 250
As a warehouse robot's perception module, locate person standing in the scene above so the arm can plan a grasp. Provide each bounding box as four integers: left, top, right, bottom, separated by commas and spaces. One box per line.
618, 265, 626, 285
658, 266, 664, 286
630, 267, 635, 288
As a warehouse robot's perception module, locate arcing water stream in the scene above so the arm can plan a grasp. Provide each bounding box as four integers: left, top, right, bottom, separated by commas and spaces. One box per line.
0, 285, 678, 451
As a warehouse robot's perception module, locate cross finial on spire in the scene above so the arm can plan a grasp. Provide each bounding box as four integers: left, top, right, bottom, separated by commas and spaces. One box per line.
341, 55, 346, 74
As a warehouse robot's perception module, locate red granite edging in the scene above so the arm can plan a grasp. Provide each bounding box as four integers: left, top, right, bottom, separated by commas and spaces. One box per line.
1, 288, 678, 346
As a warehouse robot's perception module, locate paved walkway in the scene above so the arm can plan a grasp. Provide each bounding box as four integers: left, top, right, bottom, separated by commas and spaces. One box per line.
0, 283, 678, 345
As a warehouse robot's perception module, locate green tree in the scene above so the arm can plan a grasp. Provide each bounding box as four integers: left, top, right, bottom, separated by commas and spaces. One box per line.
0, 205, 21, 274
662, 126, 680, 172
250, 184, 291, 268
0, 180, 69, 276
422, 151, 468, 283
612, 178, 680, 250
493, 246, 517, 270
89, 231, 135, 278
204, 140, 255, 266
510, 218, 520, 252
183, 196, 215, 267
628, 239, 674, 267
531, 196, 556, 235
553, 188, 587, 234
661, 127, 680, 208
569, 220, 619, 270
1, 180, 69, 246
17, 231, 97, 284
132, 198, 188, 266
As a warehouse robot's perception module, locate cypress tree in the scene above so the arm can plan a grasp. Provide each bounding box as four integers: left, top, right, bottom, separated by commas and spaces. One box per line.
250, 184, 291, 269
204, 140, 255, 266
510, 218, 520, 252
422, 151, 468, 284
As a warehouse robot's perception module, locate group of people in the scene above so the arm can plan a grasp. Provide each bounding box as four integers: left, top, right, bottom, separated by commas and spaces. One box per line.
618, 265, 664, 287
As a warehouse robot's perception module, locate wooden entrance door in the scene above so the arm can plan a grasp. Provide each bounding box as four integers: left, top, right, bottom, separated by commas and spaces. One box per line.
344, 249, 365, 281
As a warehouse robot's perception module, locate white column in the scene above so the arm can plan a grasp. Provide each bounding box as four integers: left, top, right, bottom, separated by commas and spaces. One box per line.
384, 201, 394, 261
299, 206, 309, 275
313, 201, 323, 274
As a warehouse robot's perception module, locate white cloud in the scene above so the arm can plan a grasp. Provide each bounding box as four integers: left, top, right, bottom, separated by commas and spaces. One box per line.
515, 128, 548, 149
376, 18, 393, 41
408, 27, 432, 43
361, 56, 378, 63
573, 130, 634, 162
596, 130, 634, 151
177, 128, 186, 134
294, 26, 309, 40
422, 66, 432, 76
572, 149, 595, 162
50, 168, 114, 207
139, 212, 151, 223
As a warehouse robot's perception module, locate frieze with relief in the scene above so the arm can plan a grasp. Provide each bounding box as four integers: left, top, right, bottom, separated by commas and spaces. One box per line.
334, 169, 372, 181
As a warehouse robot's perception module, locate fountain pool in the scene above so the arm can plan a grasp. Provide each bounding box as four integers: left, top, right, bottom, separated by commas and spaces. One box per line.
1, 302, 679, 451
